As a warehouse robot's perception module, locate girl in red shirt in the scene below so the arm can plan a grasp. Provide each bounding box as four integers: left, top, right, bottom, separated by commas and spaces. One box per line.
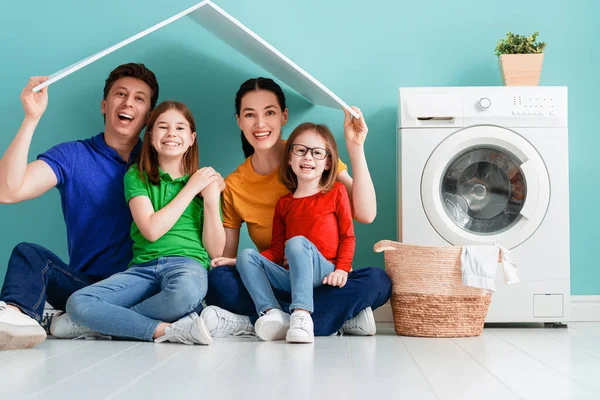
226, 122, 355, 343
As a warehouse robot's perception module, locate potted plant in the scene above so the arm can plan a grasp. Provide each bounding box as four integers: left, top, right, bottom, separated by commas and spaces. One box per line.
495, 31, 546, 86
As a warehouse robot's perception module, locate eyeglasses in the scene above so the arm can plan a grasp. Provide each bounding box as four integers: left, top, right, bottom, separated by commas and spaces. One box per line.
290, 144, 330, 160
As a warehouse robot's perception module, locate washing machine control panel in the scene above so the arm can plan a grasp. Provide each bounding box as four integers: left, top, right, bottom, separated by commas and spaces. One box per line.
465, 89, 568, 126
473, 94, 558, 116
398, 87, 567, 128
511, 95, 556, 116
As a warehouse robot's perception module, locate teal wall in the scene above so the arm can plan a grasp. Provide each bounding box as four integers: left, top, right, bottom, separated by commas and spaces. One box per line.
0, 0, 598, 294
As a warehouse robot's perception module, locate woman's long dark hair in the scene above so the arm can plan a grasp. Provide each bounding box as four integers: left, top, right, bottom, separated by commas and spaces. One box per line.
235, 77, 287, 158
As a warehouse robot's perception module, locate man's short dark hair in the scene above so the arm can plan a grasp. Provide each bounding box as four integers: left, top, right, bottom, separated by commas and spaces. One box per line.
103, 63, 159, 110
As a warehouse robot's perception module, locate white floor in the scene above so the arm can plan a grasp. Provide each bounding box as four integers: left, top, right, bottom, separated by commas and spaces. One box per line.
2, 323, 600, 400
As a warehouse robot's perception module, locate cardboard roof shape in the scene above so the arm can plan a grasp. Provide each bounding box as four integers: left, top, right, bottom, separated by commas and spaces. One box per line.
33, 0, 358, 118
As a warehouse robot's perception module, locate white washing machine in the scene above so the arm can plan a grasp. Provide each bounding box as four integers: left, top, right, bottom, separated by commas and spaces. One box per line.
398, 87, 570, 323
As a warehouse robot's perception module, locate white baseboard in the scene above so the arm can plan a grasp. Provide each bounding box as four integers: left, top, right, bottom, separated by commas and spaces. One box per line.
570, 295, 600, 322
373, 295, 600, 323
373, 301, 394, 322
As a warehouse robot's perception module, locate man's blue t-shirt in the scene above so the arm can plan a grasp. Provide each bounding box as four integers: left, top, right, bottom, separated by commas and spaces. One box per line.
37, 133, 141, 280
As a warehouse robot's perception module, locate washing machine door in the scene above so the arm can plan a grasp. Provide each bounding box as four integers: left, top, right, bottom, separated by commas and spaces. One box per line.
421, 125, 550, 249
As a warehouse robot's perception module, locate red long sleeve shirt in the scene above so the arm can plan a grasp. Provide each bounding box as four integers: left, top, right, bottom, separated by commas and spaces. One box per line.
261, 182, 356, 272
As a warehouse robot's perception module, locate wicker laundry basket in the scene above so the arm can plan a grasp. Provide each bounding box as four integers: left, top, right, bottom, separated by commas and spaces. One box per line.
374, 240, 494, 338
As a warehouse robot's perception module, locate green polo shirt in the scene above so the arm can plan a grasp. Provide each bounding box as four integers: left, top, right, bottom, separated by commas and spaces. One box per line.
124, 165, 214, 269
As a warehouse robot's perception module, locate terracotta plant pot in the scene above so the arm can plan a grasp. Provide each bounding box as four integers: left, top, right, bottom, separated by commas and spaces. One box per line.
498, 54, 544, 86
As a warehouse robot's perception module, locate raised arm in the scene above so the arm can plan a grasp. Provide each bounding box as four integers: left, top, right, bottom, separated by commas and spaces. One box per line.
336, 106, 376, 224
0, 77, 58, 203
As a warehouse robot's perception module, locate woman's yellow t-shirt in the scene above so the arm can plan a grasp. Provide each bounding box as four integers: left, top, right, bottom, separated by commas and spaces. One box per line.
222, 155, 347, 252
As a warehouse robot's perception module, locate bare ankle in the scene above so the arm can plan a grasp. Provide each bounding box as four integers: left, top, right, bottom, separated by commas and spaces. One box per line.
292, 309, 310, 316
6, 305, 23, 314
153, 322, 170, 339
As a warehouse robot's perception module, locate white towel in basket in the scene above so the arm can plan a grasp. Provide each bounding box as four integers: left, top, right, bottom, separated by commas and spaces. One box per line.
461, 245, 519, 292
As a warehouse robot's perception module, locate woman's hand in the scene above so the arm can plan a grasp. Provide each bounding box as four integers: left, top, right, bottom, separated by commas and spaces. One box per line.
322, 270, 349, 288
343, 106, 368, 147
211, 257, 236, 268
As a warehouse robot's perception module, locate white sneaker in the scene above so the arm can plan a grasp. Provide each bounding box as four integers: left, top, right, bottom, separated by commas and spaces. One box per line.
201, 306, 255, 338
155, 312, 212, 345
341, 307, 376, 336
0, 301, 47, 350
286, 311, 314, 343
49, 312, 110, 340
255, 309, 290, 341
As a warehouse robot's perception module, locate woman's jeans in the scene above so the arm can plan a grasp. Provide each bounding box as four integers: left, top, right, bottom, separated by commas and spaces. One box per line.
66, 257, 207, 341
206, 237, 392, 336
236, 236, 335, 315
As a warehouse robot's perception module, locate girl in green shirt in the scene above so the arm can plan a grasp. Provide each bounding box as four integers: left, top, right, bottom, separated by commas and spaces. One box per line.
66, 101, 225, 345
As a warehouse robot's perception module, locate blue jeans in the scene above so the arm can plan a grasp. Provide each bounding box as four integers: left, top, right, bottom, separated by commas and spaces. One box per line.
0, 243, 96, 321
237, 236, 335, 315
66, 257, 207, 342
206, 258, 392, 337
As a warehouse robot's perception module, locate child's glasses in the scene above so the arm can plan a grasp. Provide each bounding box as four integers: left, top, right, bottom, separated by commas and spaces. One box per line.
290, 144, 330, 160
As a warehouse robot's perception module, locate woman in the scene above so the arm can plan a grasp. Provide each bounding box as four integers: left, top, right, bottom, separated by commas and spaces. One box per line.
202, 77, 391, 337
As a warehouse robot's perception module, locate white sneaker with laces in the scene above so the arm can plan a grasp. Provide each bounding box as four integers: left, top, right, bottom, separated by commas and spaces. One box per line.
341, 307, 376, 336
201, 306, 255, 338
49, 312, 111, 340
255, 309, 289, 341
0, 301, 47, 350
155, 312, 212, 345
286, 311, 314, 343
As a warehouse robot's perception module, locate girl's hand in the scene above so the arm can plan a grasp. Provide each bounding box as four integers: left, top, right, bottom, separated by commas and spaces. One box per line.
323, 270, 349, 288
21, 77, 49, 120
343, 106, 368, 147
188, 167, 219, 194
211, 257, 236, 268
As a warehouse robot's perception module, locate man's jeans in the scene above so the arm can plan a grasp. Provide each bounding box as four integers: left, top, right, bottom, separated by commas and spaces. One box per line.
237, 236, 335, 315
67, 257, 207, 342
206, 253, 392, 336
0, 242, 95, 322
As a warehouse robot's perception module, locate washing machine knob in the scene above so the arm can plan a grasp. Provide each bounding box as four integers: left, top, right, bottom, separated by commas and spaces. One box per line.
479, 97, 492, 110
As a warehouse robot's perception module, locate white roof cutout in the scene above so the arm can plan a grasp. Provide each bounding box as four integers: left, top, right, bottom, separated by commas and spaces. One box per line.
33, 0, 358, 117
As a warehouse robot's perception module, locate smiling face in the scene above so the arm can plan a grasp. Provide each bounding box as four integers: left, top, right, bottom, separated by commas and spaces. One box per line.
236, 90, 288, 153
101, 76, 152, 141
288, 129, 331, 185
149, 108, 196, 163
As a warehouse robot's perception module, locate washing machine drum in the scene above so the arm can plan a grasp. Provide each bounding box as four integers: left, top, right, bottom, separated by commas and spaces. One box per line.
421, 125, 550, 249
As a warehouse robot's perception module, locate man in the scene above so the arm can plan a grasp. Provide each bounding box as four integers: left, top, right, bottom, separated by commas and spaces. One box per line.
0, 63, 159, 349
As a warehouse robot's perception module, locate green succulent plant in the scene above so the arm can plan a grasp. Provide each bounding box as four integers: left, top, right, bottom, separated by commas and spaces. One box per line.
495, 31, 546, 56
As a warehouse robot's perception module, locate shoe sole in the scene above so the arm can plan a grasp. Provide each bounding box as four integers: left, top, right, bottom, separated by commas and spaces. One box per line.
255, 319, 287, 341
0, 322, 47, 350
286, 334, 314, 343
194, 317, 213, 345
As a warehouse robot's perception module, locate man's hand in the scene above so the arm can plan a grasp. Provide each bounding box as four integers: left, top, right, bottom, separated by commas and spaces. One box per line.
21, 77, 49, 120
